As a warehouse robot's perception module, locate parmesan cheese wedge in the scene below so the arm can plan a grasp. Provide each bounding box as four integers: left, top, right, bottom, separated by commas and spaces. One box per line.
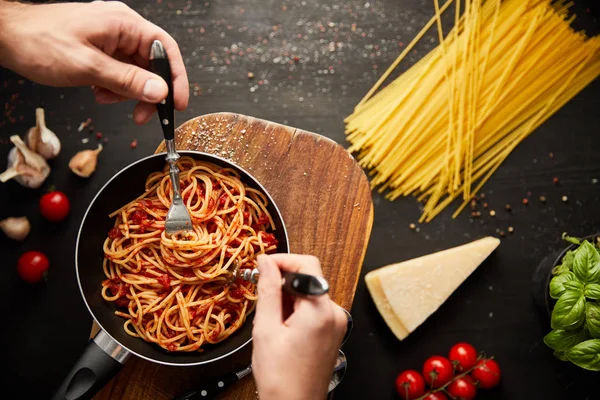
365, 236, 500, 341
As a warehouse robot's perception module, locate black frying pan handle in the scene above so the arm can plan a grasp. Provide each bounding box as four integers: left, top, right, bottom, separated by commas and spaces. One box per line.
173, 371, 240, 400
149, 39, 175, 141
52, 332, 128, 400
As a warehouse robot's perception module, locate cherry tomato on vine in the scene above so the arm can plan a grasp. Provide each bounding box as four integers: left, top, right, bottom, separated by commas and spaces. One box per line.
447, 376, 477, 400
422, 355, 454, 388
40, 191, 70, 222
17, 251, 49, 283
395, 370, 426, 400
471, 358, 501, 388
423, 391, 448, 400
449, 342, 478, 372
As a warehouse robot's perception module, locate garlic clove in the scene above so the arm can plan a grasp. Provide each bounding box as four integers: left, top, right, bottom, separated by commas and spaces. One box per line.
1, 136, 51, 189
0, 216, 31, 241
26, 107, 61, 160
69, 144, 103, 178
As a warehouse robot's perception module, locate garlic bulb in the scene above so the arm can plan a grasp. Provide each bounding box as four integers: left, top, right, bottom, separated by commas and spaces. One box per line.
69, 144, 103, 178
0, 217, 31, 240
26, 107, 61, 160
0, 135, 50, 189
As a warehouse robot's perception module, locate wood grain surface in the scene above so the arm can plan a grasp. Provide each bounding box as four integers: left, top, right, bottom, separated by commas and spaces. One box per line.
91, 112, 373, 399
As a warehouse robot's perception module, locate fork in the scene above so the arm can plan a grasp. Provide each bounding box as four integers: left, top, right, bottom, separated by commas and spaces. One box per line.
225, 259, 330, 296
149, 40, 193, 235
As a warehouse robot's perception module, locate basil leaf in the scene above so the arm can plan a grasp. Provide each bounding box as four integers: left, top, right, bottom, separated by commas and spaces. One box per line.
586, 303, 600, 339
573, 241, 600, 283
544, 328, 586, 352
585, 284, 600, 300
564, 280, 584, 292
551, 290, 586, 330
565, 339, 600, 371
553, 263, 571, 276
554, 350, 568, 361
563, 233, 581, 246
562, 250, 576, 269
549, 272, 577, 299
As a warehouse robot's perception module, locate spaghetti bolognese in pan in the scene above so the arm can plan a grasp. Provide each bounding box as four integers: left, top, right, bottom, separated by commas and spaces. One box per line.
101, 156, 279, 352
54, 151, 288, 400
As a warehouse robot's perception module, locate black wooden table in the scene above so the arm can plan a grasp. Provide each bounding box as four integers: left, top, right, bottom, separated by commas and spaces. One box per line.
1, 0, 599, 399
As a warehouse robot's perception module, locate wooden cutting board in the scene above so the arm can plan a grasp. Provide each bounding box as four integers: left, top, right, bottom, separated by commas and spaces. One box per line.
91, 112, 373, 400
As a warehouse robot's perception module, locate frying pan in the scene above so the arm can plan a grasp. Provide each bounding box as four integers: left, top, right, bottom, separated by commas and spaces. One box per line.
51, 151, 289, 400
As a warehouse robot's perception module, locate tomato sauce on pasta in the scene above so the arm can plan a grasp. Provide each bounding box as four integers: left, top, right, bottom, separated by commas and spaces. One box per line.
101, 157, 278, 352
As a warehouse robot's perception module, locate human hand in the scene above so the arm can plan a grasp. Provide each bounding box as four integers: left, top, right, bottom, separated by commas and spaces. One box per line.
0, 1, 189, 125
252, 254, 348, 400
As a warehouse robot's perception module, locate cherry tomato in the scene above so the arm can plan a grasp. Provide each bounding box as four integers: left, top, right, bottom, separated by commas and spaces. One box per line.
395, 370, 426, 400
447, 376, 477, 400
449, 342, 478, 372
422, 356, 454, 388
471, 358, 501, 389
40, 191, 70, 222
423, 392, 448, 400
17, 251, 49, 283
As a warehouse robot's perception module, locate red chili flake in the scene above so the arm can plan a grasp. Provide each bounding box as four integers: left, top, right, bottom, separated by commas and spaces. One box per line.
96, 132, 103, 139
553, 177, 559, 185
108, 227, 123, 239
130, 139, 138, 149
243, 211, 250, 224
157, 274, 171, 289
522, 198, 529, 205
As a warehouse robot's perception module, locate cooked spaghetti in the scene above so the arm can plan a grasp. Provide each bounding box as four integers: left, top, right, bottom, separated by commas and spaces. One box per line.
345, 0, 600, 222
101, 157, 279, 352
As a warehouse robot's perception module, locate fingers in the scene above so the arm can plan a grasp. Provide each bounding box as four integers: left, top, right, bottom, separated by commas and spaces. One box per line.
93, 87, 127, 105
150, 29, 189, 111
133, 101, 157, 125
89, 50, 169, 104
254, 254, 283, 327
267, 254, 324, 277
87, 2, 189, 109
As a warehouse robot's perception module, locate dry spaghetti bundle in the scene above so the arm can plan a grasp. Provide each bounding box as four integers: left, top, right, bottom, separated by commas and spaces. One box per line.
345, 0, 600, 222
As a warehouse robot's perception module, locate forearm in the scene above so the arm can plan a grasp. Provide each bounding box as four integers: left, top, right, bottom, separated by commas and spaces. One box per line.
0, 1, 26, 68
